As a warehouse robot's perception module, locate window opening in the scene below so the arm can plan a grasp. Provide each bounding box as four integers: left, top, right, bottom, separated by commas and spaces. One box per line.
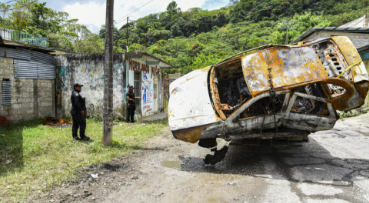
240, 94, 286, 119
213, 61, 252, 117
2, 79, 11, 105
292, 83, 329, 115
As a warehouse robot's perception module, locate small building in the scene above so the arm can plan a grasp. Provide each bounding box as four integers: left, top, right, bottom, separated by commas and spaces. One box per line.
291, 15, 369, 49
56, 52, 173, 121
0, 41, 57, 122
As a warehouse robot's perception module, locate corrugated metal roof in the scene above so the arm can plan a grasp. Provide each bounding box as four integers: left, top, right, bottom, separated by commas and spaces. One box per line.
14, 59, 55, 79
291, 27, 369, 44
5, 48, 31, 60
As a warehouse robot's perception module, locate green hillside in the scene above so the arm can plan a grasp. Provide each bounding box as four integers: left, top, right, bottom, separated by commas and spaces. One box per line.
1, 0, 369, 74
112, 0, 369, 74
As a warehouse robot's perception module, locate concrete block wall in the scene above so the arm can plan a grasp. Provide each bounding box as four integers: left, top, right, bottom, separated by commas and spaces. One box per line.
0, 57, 14, 118
0, 57, 55, 122
56, 54, 125, 120
304, 32, 369, 49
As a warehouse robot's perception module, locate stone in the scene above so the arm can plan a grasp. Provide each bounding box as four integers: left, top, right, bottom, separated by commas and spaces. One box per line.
17, 98, 25, 103
12, 104, 21, 109
4, 58, 13, 64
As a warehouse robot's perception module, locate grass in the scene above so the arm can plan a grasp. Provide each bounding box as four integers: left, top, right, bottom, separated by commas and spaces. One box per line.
338, 109, 366, 120
0, 118, 168, 202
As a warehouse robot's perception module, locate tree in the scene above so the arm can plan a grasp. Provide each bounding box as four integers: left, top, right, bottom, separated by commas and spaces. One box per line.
30, 2, 49, 29
0, 3, 11, 22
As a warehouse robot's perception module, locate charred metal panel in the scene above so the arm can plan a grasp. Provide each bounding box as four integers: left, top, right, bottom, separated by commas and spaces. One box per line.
284, 113, 336, 131
331, 36, 369, 82
168, 66, 220, 131
172, 125, 205, 143
225, 114, 284, 139
199, 121, 224, 139
242, 47, 328, 96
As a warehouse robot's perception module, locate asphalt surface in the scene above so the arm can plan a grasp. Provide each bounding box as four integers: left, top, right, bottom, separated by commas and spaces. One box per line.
34, 113, 369, 203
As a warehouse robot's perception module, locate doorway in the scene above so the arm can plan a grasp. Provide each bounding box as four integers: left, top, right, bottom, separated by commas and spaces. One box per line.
134, 72, 142, 122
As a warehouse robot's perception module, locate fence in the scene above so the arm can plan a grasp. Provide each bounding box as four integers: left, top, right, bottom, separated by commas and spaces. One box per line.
0, 27, 47, 47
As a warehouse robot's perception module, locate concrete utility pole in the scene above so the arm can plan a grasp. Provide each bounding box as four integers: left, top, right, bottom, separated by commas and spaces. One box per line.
127, 17, 129, 52
280, 20, 295, 45
103, 0, 114, 146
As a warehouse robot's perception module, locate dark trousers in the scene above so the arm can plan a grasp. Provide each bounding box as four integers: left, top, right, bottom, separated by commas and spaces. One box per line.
72, 113, 86, 138
126, 106, 135, 122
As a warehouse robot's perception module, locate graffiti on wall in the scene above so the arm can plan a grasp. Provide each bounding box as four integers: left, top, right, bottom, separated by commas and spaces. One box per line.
56, 54, 126, 119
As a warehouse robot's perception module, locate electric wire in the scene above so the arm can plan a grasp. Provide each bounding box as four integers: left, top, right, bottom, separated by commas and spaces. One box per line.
115, 0, 155, 25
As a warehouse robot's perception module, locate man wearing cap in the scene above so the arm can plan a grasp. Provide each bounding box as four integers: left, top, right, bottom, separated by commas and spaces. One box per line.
126, 86, 135, 123
71, 84, 90, 140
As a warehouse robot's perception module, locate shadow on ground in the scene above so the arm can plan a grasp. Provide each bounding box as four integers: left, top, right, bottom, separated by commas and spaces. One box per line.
0, 120, 42, 177
177, 138, 369, 186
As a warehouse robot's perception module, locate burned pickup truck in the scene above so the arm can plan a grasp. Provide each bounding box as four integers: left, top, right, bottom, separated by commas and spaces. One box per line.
168, 36, 369, 165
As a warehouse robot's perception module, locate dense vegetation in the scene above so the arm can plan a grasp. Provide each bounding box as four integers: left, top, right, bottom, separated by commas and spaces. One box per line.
1, 0, 369, 74
0, 0, 102, 53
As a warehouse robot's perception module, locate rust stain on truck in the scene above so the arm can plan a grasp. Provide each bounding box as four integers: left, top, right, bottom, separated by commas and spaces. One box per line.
168, 36, 369, 164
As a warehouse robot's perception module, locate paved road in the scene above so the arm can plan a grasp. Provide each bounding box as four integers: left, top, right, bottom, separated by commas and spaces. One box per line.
35, 114, 369, 203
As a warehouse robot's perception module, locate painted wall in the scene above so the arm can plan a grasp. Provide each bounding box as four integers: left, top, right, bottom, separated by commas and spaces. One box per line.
56, 54, 126, 119
127, 58, 161, 118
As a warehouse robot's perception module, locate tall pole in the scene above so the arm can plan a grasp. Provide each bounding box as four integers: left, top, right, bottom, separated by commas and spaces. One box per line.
103, 0, 114, 146
286, 20, 289, 45
127, 17, 129, 52
280, 20, 294, 45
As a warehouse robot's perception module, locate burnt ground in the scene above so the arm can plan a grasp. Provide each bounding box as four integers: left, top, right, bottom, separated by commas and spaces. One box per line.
30, 114, 369, 203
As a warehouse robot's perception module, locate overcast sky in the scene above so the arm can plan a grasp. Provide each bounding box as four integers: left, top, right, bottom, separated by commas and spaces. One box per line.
3, 0, 230, 33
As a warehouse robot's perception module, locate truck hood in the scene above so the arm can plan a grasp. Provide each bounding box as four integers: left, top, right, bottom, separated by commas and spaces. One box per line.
168, 67, 219, 131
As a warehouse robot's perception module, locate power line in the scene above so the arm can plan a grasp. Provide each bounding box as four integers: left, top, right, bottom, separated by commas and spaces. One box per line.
115, 0, 154, 25
0, 0, 36, 12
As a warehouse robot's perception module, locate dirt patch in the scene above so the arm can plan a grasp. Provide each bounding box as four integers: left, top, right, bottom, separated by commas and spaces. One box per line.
30, 122, 369, 203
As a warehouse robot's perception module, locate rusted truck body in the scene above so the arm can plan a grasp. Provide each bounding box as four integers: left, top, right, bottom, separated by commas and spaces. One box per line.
168, 36, 369, 151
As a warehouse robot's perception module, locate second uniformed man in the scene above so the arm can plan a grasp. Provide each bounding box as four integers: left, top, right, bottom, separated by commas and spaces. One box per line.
71, 83, 90, 141
126, 86, 135, 123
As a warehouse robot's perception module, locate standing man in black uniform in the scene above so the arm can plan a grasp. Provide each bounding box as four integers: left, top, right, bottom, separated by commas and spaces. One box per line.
126, 86, 135, 123
71, 84, 90, 140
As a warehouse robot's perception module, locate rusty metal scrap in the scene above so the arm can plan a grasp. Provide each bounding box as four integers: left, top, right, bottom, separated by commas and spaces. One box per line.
168, 36, 369, 147
42, 117, 72, 126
